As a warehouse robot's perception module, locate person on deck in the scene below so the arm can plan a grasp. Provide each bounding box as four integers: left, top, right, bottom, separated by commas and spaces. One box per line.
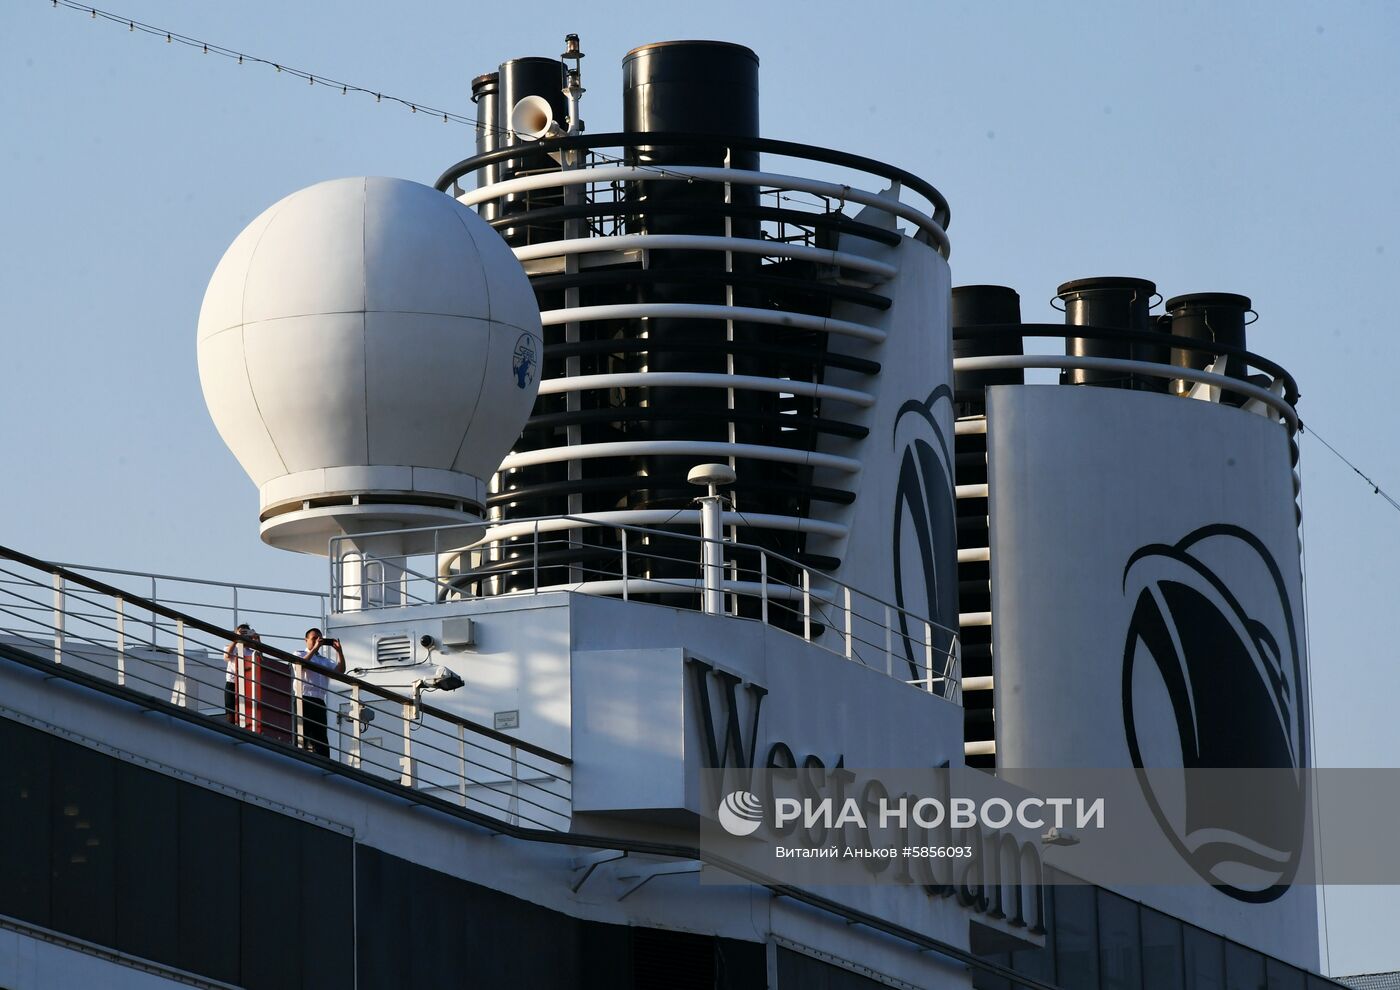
296, 628, 345, 757
222, 624, 259, 725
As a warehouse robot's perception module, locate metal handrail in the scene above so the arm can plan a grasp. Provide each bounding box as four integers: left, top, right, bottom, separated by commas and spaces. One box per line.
952, 321, 1300, 406
0, 542, 572, 828
53, 560, 330, 602
954, 355, 1297, 431
328, 515, 961, 702
433, 130, 952, 231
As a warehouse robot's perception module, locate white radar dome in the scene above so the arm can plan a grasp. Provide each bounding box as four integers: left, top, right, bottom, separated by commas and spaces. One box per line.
197, 176, 542, 555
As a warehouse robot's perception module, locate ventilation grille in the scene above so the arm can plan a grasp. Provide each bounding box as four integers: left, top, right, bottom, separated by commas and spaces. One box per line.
373, 634, 413, 666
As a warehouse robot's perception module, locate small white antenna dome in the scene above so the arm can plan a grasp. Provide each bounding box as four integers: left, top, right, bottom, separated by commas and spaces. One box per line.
196, 176, 542, 555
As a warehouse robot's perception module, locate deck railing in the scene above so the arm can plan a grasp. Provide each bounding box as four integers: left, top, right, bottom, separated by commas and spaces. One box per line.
0, 544, 571, 831
329, 517, 962, 703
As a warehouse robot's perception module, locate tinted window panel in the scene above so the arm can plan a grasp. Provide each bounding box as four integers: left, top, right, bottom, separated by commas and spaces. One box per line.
300, 824, 354, 990
354, 845, 412, 988
178, 783, 241, 984
1141, 907, 1184, 990
1052, 884, 1099, 989
779, 945, 901, 988
1266, 960, 1305, 990
1185, 927, 1225, 990
1098, 889, 1142, 990
0, 718, 52, 926
1225, 942, 1266, 990
1010, 881, 1055, 981
50, 741, 116, 946
115, 762, 179, 967
240, 803, 302, 990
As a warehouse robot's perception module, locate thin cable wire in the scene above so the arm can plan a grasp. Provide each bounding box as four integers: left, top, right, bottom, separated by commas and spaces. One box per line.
46, 0, 843, 213
1294, 442, 1332, 976
1301, 422, 1400, 514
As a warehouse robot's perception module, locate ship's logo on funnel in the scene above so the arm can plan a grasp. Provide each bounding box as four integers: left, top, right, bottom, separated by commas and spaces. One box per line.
1121, 524, 1307, 903
891, 386, 958, 683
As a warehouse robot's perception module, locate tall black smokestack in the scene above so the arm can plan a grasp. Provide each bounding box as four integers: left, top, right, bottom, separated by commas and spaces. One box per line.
1056, 276, 1166, 391
470, 72, 500, 222
621, 42, 762, 507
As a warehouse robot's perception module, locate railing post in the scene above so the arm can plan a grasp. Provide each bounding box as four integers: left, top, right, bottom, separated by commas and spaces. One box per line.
349, 684, 363, 769
843, 586, 853, 660
924, 620, 934, 694
801, 569, 811, 641
884, 605, 893, 677
760, 553, 769, 625
294, 663, 305, 751
329, 538, 338, 611
52, 573, 64, 666
115, 597, 126, 686
620, 527, 629, 602
533, 520, 540, 594
457, 724, 468, 808
400, 701, 415, 787
173, 618, 188, 708
510, 743, 521, 827
950, 634, 962, 703
232, 585, 239, 632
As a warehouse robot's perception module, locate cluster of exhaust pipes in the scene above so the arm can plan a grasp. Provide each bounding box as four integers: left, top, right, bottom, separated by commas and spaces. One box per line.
953, 279, 1258, 403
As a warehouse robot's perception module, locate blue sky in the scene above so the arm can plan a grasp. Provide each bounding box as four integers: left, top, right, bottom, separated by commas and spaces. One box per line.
2, 0, 1397, 976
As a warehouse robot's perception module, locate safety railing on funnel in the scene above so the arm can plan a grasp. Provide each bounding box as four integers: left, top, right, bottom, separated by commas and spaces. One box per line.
328, 517, 961, 704
0, 544, 572, 831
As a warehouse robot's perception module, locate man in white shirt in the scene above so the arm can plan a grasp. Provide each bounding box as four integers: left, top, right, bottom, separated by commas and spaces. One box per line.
296, 628, 345, 757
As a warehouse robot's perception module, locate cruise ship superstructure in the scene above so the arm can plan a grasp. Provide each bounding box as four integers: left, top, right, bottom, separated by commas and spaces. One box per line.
0, 37, 1337, 990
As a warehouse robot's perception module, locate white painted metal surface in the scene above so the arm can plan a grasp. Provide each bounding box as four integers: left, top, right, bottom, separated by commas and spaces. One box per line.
196, 176, 543, 554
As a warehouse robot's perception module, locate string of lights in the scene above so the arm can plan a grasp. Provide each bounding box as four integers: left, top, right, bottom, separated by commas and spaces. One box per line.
49, 0, 480, 127
44, 0, 838, 214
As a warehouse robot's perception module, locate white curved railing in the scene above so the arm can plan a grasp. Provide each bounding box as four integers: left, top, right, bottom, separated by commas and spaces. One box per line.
511, 231, 898, 279
539, 301, 887, 344
328, 517, 961, 703
534, 371, 874, 407
952, 354, 1298, 430
471, 509, 848, 542
499, 440, 861, 475
456, 162, 948, 252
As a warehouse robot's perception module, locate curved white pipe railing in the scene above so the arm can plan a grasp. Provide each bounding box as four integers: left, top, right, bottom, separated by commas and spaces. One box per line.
535, 371, 873, 408
511, 233, 898, 280
499, 440, 861, 474
539, 301, 887, 344
952, 355, 1298, 430
467, 509, 848, 544
457, 162, 948, 252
